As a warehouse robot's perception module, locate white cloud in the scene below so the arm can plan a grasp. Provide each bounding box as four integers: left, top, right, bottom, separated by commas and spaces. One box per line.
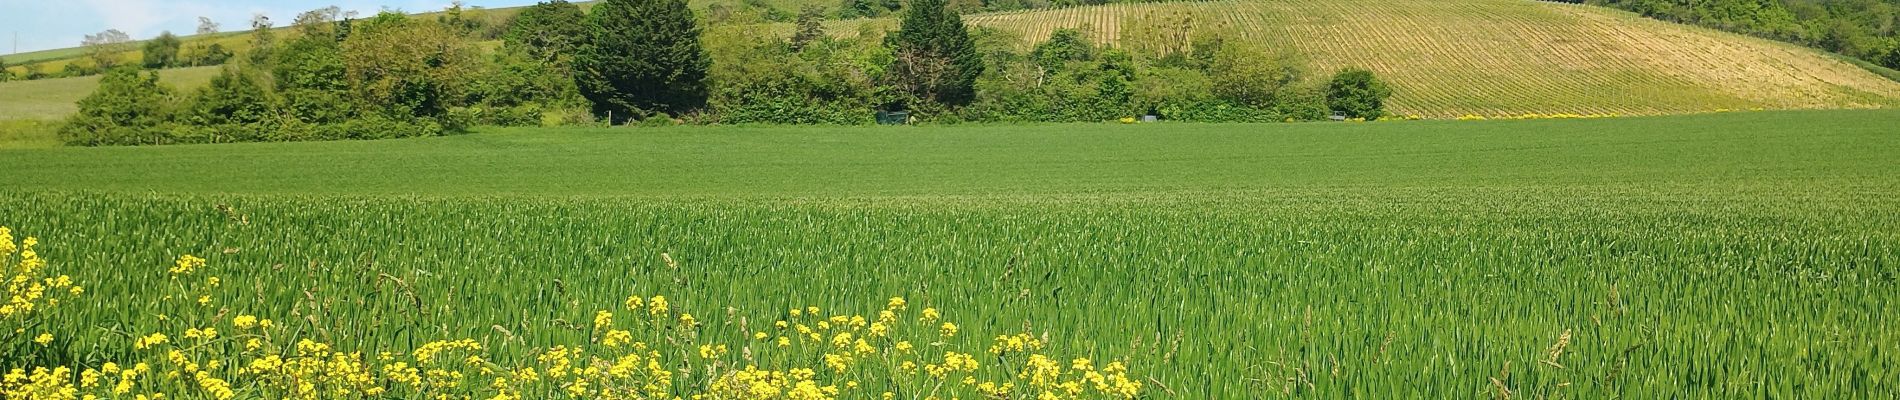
78, 0, 173, 38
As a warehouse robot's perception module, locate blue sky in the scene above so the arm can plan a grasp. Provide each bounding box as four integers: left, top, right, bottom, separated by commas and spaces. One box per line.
0, 0, 543, 55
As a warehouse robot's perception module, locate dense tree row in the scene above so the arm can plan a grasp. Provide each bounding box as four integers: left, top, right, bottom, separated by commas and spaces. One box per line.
1588, 0, 1900, 70
57, 0, 1393, 146
59, 8, 576, 146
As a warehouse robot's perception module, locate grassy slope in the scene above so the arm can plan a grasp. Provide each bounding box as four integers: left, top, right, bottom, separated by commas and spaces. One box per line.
956, 0, 1900, 117
1, 109, 1895, 196
2, 112, 1897, 397
0, 66, 222, 121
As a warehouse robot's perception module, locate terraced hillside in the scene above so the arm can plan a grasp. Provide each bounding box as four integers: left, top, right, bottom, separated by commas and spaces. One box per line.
960, 0, 1900, 117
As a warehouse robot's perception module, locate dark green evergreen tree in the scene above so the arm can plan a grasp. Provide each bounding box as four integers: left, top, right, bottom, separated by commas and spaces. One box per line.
575, 0, 711, 122
885, 0, 982, 108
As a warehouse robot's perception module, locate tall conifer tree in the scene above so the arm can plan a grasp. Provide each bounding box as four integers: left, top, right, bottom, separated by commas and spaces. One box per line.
575, 0, 710, 122
885, 0, 982, 108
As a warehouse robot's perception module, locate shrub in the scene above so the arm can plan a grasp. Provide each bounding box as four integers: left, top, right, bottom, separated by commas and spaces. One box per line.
59, 68, 177, 146
1880, 40, 1900, 70
1031, 29, 1095, 73
705, 28, 875, 125
1132, 66, 1211, 115
1156, 99, 1281, 123
141, 31, 183, 69
1325, 68, 1393, 120
342, 13, 481, 122
185, 68, 275, 127
1207, 41, 1302, 109
185, 43, 234, 66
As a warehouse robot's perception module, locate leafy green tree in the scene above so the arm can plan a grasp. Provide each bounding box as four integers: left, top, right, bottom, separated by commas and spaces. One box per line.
83, 29, 134, 71
186, 68, 275, 127
705, 26, 875, 124
341, 13, 480, 121
576, 0, 711, 121
186, 43, 234, 66
1325, 68, 1392, 120
1207, 41, 1301, 109
142, 31, 183, 69
1031, 29, 1095, 72
272, 30, 350, 124
885, 0, 983, 108
177, 67, 276, 142
1881, 40, 1900, 69
0, 57, 9, 82
197, 16, 220, 35
503, 0, 589, 63
60, 68, 176, 146
249, 14, 277, 64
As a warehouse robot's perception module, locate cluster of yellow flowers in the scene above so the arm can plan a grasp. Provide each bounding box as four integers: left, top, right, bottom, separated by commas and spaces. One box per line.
0, 229, 1147, 400
1, 226, 82, 321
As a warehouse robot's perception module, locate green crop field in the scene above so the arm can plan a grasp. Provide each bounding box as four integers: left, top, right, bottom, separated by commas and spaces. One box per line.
2, 110, 1897, 398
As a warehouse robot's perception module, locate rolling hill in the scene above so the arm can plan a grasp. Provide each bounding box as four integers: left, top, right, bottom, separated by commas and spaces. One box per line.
6, 0, 1900, 121
955, 0, 1900, 117
0, 66, 222, 120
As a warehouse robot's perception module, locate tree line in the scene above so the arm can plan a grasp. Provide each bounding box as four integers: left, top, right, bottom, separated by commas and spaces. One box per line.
1584, 0, 1900, 71
52, 0, 1394, 146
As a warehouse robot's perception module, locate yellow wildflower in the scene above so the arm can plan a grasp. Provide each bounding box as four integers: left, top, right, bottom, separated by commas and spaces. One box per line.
647, 296, 669, 315
232, 315, 257, 329
169, 254, 207, 276
134, 333, 168, 350
593, 310, 614, 331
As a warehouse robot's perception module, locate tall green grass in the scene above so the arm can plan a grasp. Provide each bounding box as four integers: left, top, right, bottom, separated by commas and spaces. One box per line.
0, 120, 59, 149
4, 186, 1895, 397
2, 111, 1898, 397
